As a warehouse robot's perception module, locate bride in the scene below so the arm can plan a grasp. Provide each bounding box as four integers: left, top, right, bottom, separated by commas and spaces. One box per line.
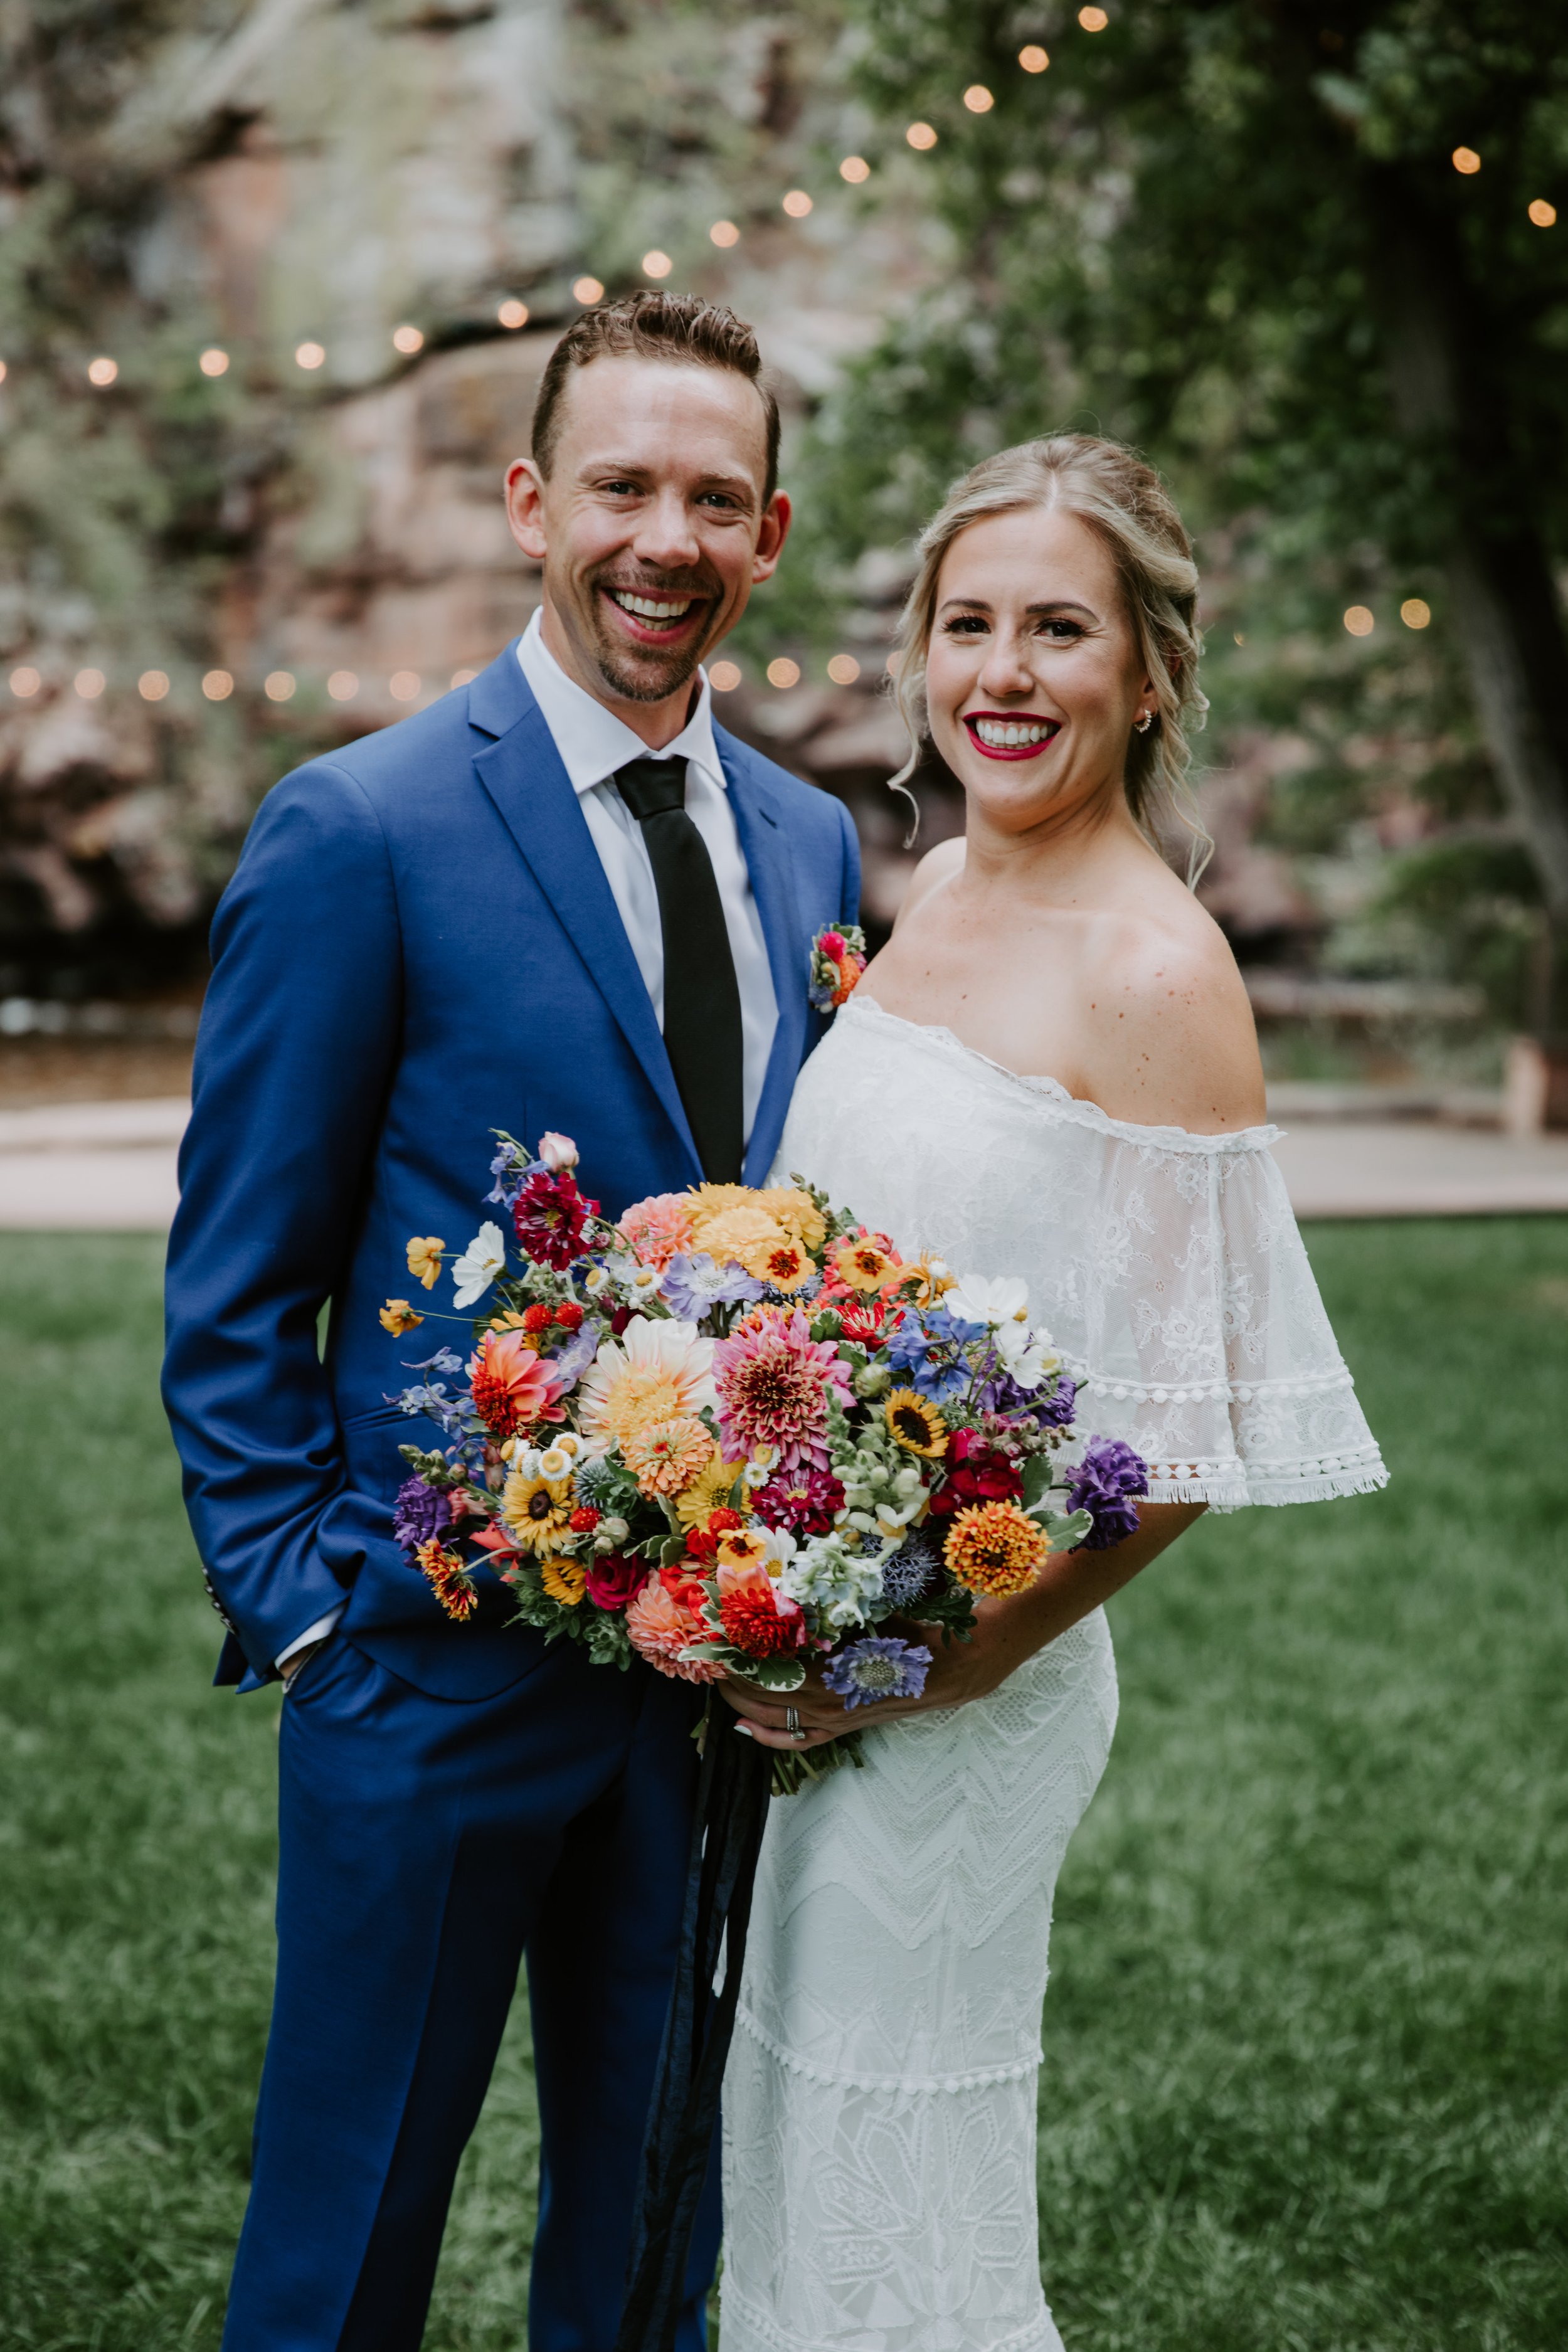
716, 433, 1386, 2352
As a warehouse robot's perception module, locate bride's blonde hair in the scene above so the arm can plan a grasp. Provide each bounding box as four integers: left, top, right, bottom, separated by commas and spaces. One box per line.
888, 433, 1211, 881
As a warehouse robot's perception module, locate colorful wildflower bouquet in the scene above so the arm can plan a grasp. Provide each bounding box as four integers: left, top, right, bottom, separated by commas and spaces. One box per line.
383, 1132, 1148, 1786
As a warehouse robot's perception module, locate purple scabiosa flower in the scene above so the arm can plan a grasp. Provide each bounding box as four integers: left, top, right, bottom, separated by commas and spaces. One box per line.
823, 1634, 933, 1708
659, 1251, 767, 1320
885, 1304, 983, 1403
393, 1476, 452, 1554
878, 1527, 943, 1608
548, 1323, 600, 1391
1067, 1437, 1150, 1550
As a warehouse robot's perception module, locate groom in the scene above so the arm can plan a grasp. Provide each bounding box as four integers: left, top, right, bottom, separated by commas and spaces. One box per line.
163, 290, 860, 2351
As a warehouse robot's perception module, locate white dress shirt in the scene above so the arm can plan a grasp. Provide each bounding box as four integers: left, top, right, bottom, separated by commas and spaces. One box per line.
516, 610, 778, 1135
278, 620, 780, 1673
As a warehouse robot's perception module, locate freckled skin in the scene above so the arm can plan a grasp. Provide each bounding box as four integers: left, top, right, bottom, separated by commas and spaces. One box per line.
864, 505, 1266, 1133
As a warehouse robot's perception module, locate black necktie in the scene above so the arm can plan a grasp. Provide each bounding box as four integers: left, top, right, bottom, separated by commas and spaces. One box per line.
615, 755, 744, 1183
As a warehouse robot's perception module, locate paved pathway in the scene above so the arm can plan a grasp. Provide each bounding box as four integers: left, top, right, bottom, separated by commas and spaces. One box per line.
1, 1096, 1567, 1231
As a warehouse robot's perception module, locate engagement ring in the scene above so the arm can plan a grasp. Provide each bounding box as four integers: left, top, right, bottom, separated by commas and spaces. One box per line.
785, 1706, 803, 1740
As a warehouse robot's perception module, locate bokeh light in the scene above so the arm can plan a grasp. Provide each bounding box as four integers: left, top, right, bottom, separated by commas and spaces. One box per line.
497, 300, 530, 329
199, 347, 230, 378
138, 670, 169, 701
264, 670, 296, 700
709, 220, 740, 247
75, 668, 105, 698
9, 666, 41, 697
389, 671, 421, 702
451, 668, 478, 689
782, 190, 813, 218
87, 356, 118, 387
906, 122, 938, 151
766, 657, 801, 689
1019, 45, 1050, 72
1528, 199, 1557, 228
839, 157, 871, 184
392, 324, 425, 354
709, 660, 742, 692
1452, 147, 1480, 176
0, 359, 8, 384
963, 85, 994, 114
573, 276, 605, 304
827, 653, 861, 685
1400, 599, 1432, 630
1079, 6, 1108, 27
294, 341, 326, 370
1343, 606, 1375, 637
202, 669, 234, 701
327, 671, 359, 701
642, 250, 672, 278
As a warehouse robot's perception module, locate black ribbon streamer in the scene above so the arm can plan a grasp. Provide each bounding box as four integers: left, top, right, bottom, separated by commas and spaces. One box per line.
615, 1705, 775, 2352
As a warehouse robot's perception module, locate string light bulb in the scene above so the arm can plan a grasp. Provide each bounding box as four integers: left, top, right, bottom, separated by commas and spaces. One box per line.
199, 347, 229, 378
642, 250, 672, 278
87, 356, 118, 386
391, 324, 425, 355
202, 669, 234, 701
839, 156, 871, 184
1019, 44, 1049, 72
963, 84, 995, 113
572, 276, 605, 304
709, 220, 740, 247
906, 122, 938, 151
1078, 5, 1108, 26
782, 190, 813, 218
497, 299, 529, 329
827, 654, 861, 684
10, 666, 41, 697
709, 660, 742, 692
264, 670, 296, 701
1528, 199, 1557, 227
389, 671, 421, 702
766, 657, 801, 689
1452, 147, 1480, 175
75, 667, 105, 697
294, 341, 326, 370
327, 671, 359, 701
138, 670, 170, 701
1400, 600, 1431, 630
1343, 606, 1374, 637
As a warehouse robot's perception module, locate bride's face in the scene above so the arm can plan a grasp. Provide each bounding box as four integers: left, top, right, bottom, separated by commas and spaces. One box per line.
923, 505, 1157, 832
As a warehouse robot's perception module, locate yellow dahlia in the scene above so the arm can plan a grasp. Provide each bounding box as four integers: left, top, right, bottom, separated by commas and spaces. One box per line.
885, 1388, 948, 1457
753, 1186, 828, 1253
944, 1500, 1049, 1595
540, 1557, 587, 1606
623, 1414, 715, 1498
500, 1468, 576, 1554
692, 1204, 790, 1273
674, 1449, 746, 1528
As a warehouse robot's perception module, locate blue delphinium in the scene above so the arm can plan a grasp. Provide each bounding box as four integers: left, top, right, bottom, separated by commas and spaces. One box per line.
1067, 1437, 1149, 1550
392, 1476, 451, 1554
885, 1304, 983, 1402
878, 1527, 944, 1609
823, 1635, 933, 1708
659, 1251, 767, 1319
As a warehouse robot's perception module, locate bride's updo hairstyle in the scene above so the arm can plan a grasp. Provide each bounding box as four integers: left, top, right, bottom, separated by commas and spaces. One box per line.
889, 433, 1210, 872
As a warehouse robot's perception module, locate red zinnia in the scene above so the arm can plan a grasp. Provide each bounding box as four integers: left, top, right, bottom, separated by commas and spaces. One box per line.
718, 1584, 807, 1659
686, 1505, 747, 1562
928, 1428, 1022, 1518
512, 1168, 596, 1269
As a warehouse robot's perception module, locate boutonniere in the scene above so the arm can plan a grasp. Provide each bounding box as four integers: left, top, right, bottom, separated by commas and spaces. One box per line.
808, 923, 867, 1012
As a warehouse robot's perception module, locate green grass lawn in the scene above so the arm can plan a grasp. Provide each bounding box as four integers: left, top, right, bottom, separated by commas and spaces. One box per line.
0, 1222, 1564, 2349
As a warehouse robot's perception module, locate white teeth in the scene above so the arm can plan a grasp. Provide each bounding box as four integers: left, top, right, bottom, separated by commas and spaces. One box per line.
610, 591, 694, 621
973, 717, 1054, 748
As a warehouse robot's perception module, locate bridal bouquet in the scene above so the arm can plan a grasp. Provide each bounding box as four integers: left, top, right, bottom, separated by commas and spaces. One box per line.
381, 1133, 1147, 1779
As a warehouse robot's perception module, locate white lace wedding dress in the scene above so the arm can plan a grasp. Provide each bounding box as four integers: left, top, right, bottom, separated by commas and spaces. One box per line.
719, 995, 1386, 2352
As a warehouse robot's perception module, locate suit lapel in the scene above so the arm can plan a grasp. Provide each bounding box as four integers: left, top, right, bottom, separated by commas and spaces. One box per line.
720, 731, 808, 1185
472, 681, 700, 1175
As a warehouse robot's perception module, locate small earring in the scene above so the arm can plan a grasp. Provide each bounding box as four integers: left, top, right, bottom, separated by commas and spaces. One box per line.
1135, 710, 1155, 734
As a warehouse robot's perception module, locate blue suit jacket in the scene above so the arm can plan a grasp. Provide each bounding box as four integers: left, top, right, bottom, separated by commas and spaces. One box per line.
162, 643, 861, 1701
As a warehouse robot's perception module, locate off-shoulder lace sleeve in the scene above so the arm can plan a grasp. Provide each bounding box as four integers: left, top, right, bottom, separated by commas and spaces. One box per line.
1036, 1110, 1387, 1508
771, 999, 1389, 1515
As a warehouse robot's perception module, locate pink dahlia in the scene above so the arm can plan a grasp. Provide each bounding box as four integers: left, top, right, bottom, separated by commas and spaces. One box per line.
713, 1308, 854, 1475
468, 1328, 569, 1440
617, 1192, 697, 1271
625, 1577, 723, 1684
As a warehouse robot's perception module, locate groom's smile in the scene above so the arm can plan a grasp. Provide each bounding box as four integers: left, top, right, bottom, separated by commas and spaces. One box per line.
506, 345, 791, 747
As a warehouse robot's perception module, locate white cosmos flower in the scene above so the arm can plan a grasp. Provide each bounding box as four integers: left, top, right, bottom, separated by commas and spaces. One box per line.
946, 1273, 1030, 1330
452, 1220, 507, 1309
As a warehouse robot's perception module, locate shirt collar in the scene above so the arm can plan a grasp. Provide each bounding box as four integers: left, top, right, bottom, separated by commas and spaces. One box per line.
517, 608, 726, 798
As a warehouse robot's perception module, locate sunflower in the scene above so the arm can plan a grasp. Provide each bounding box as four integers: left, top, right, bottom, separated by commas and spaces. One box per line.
675, 1449, 746, 1529
884, 1388, 948, 1458
500, 1468, 576, 1554
540, 1557, 588, 1606
943, 1500, 1049, 1596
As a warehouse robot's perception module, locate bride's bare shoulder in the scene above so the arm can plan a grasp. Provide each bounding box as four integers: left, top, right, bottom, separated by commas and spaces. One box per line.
1079, 877, 1266, 1134
892, 837, 965, 930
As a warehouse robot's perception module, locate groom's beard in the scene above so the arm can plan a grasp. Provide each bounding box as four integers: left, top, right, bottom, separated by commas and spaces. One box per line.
580, 564, 724, 705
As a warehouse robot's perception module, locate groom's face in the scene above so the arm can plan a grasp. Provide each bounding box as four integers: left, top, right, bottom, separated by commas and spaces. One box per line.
506, 356, 789, 726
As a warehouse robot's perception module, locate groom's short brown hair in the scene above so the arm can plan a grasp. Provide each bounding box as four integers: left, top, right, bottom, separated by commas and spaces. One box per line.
531, 290, 781, 505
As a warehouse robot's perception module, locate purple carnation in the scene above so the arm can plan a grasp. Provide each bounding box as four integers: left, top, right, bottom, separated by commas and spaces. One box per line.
823, 1635, 933, 1709
393, 1476, 452, 1554
1066, 1438, 1150, 1552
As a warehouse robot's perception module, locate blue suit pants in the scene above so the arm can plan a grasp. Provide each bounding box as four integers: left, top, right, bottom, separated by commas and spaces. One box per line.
222, 1633, 719, 2352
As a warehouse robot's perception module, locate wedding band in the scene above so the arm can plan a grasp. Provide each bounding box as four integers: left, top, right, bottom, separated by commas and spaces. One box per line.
785, 1706, 803, 1740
